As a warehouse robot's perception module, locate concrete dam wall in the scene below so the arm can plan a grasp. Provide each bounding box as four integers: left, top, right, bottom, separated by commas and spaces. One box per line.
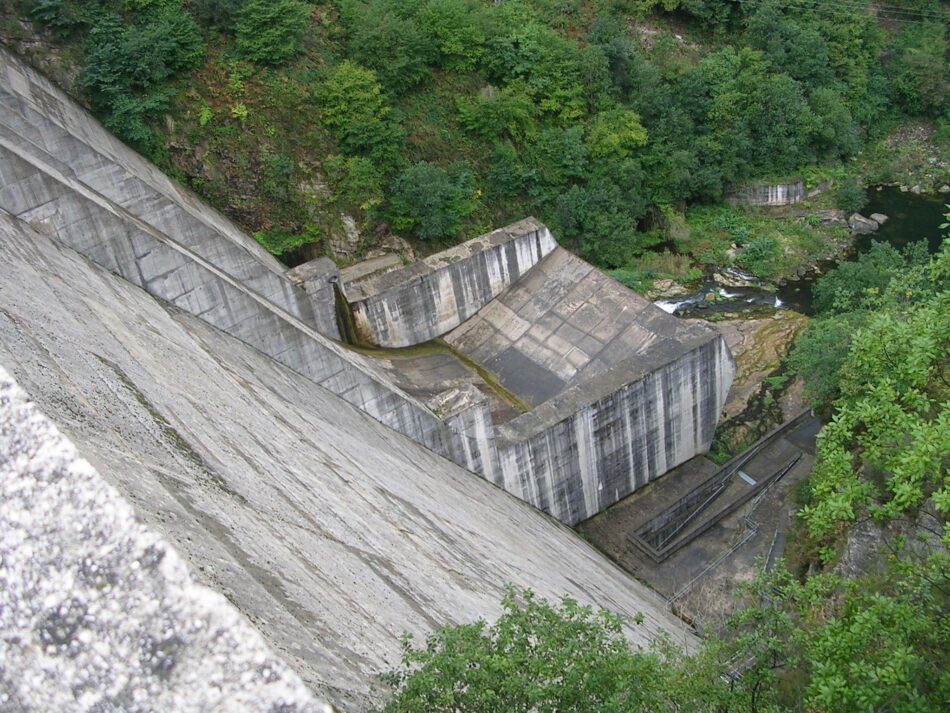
1, 44, 734, 529
0, 46, 450, 457
726, 179, 806, 206
346, 219, 558, 347
414, 244, 735, 524
0, 43, 735, 707
0, 208, 693, 711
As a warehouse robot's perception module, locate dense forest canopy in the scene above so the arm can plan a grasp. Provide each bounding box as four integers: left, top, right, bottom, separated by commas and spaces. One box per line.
10, 0, 949, 267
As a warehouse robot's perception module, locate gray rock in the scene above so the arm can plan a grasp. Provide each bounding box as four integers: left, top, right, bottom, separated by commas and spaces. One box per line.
848, 213, 879, 233
869, 212, 888, 224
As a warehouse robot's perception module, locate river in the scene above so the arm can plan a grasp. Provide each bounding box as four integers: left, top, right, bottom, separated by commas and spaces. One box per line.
656, 188, 948, 317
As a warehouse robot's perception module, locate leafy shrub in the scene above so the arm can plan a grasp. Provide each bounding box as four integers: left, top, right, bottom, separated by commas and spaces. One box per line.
735, 236, 779, 279
388, 161, 475, 241
313, 60, 404, 170
25, 0, 93, 37
834, 177, 867, 214
80, 9, 204, 153
193, 0, 245, 33
456, 81, 538, 142
235, 0, 310, 67
812, 240, 929, 315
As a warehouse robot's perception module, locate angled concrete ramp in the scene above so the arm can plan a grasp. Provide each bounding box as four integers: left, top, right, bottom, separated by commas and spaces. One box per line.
0, 208, 693, 710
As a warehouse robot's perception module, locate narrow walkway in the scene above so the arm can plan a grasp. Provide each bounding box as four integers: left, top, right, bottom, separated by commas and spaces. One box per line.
578, 414, 819, 630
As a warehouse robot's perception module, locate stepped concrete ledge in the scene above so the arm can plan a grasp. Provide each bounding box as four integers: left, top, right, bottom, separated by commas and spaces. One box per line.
0, 206, 693, 711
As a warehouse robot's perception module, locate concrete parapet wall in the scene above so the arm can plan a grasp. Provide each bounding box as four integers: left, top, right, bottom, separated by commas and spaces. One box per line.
726, 180, 805, 206
447, 337, 735, 525
346, 218, 557, 347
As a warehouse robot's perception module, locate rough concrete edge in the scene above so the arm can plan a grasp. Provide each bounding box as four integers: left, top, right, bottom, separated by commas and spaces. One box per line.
344, 217, 548, 299
0, 363, 334, 713
497, 332, 729, 443
0, 44, 286, 276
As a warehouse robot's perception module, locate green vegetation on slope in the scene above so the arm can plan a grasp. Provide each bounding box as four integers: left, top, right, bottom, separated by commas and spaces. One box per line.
7, 0, 949, 269
376, 572, 949, 713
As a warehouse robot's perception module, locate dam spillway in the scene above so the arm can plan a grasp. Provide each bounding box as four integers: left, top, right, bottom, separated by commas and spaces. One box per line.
0, 45, 730, 710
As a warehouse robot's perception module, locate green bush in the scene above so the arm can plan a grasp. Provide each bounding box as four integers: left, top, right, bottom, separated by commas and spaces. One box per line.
834, 177, 867, 215
193, 0, 245, 33
735, 235, 779, 279
235, 0, 310, 67
388, 161, 476, 241
80, 9, 204, 153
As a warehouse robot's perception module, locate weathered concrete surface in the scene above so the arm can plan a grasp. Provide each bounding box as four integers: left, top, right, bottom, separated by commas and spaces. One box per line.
726, 180, 805, 206
447, 247, 715, 407
0, 45, 343, 338
443, 248, 736, 525
0, 367, 333, 713
0, 209, 693, 710
345, 219, 558, 347
0, 46, 454, 460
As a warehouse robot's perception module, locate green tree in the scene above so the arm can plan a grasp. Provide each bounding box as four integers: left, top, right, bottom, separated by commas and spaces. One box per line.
235, 0, 310, 67
456, 80, 538, 142
585, 106, 648, 161
388, 162, 476, 241
811, 240, 928, 315
193, 0, 245, 33
834, 177, 868, 215
797, 239, 950, 550
732, 556, 950, 713
375, 587, 752, 713
80, 8, 204, 153
313, 61, 404, 170
339, 0, 435, 92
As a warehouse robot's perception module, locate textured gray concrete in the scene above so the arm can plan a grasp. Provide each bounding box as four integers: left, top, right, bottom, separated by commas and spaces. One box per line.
446, 247, 715, 407
726, 180, 805, 206
438, 248, 735, 525
0, 48, 450, 460
0, 42, 734, 532
0, 366, 334, 713
0, 209, 694, 710
0, 46, 341, 337
345, 218, 558, 347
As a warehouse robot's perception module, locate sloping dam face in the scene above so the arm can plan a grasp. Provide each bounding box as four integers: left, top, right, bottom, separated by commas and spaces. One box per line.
0, 48, 694, 711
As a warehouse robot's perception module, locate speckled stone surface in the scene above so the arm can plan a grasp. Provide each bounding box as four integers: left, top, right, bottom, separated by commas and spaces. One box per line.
0, 366, 334, 713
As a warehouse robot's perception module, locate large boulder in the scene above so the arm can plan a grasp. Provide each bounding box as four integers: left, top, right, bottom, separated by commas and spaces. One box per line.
848, 213, 879, 233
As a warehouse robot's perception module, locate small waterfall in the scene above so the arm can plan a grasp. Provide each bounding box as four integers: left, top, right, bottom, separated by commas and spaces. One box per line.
332, 281, 361, 345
